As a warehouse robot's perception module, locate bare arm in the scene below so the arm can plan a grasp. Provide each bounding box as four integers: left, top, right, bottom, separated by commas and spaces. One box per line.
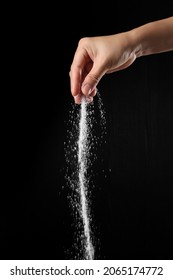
70, 17, 173, 104
131, 16, 173, 57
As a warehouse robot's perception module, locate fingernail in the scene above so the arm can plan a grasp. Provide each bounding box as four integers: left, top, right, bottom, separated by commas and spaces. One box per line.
74, 94, 82, 105
82, 84, 91, 96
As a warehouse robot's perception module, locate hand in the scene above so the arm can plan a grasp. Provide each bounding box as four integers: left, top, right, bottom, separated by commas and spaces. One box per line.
69, 17, 173, 104
70, 33, 136, 104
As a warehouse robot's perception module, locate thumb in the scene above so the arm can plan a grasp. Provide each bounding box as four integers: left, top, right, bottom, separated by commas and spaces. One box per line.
81, 62, 106, 96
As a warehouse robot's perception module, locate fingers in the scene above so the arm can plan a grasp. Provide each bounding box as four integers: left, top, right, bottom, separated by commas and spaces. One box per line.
74, 94, 93, 105
81, 61, 106, 96
70, 38, 106, 104
69, 67, 81, 97
71, 62, 104, 104
70, 46, 91, 97
73, 93, 82, 104
89, 87, 97, 97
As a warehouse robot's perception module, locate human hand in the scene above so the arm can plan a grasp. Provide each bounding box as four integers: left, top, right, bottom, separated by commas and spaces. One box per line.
69, 32, 136, 104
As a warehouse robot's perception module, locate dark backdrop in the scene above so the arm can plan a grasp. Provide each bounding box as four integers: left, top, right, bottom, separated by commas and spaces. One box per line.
1, 2, 173, 260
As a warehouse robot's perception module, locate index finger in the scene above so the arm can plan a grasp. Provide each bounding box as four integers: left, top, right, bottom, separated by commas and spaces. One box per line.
70, 46, 90, 97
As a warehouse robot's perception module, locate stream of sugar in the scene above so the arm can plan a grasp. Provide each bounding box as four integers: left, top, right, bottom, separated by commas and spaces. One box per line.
77, 97, 94, 259
65, 92, 106, 259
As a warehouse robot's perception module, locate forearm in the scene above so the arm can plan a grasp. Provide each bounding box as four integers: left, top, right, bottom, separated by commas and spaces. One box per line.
129, 17, 173, 57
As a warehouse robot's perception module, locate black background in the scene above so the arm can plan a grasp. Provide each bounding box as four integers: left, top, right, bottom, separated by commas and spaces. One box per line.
1, 2, 173, 260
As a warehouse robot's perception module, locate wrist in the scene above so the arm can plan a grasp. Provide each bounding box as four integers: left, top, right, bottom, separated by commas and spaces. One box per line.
127, 28, 144, 58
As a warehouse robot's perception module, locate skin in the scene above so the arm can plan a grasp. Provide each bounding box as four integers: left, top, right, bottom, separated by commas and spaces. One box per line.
69, 17, 173, 104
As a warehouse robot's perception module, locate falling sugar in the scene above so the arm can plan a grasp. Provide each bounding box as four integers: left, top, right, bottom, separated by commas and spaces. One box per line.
64, 91, 106, 259
77, 96, 94, 260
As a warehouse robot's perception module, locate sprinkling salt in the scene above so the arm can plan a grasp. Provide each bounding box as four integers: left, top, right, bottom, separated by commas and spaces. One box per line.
64, 92, 106, 259
78, 96, 94, 260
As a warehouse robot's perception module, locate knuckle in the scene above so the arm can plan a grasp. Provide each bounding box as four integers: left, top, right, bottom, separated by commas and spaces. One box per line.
88, 73, 99, 83
78, 37, 91, 47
